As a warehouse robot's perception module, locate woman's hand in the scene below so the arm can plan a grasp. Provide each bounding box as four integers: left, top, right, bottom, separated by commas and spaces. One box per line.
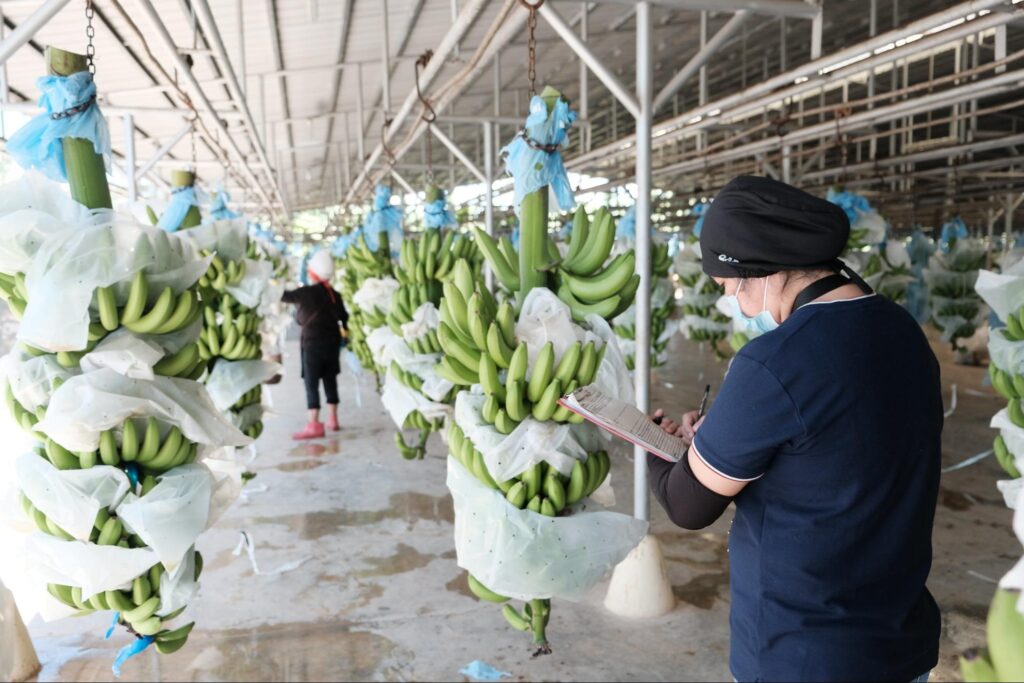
651, 409, 705, 446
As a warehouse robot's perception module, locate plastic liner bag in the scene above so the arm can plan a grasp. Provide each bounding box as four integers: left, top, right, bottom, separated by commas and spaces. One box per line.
989, 330, 1024, 377
976, 261, 1024, 321
19, 215, 211, 352
673, 241, 704, 278
386, 336, 454, 402
447, 457, 646, 602
78, 328, 171, 381
207, 190, 241, 223
7, 72, 111, 182
177, 217, 248, 263
501, 93, 577, 216
362, 185, 404, 254
225, 259, 274, 310
204, 360, 282, 412
381, 371, 450, 427
366, 326, 402, 368
353, 277, 400, 316
35, 368, 250, 453
0, 174, 89, 274
401, 302, 439, 343
513, 288, 614, 372
852, 210, 887, 245
2, 350, 71, 412
230, 403, 265, 432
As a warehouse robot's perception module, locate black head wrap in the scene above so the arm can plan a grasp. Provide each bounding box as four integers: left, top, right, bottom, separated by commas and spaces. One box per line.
699, 176, 851, 279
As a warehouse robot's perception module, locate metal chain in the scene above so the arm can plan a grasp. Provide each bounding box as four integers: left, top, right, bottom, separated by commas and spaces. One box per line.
190, 120, 197, 171
84, 0, 96, 75
518, 0, 544, 98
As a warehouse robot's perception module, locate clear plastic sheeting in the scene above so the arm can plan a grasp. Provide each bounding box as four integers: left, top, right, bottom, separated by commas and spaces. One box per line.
226, 259, 275, 310
204, 360, 282, 412
353, 277, 400, 316
23, 534, 157, 606
35, 368, 250, 453
79, 329, 165, 381
990, 331, 1024, 377
2, 350, 71, 412
997, 484, 1024, 616
977, 260, 1024, 321
992, 410, 1024, 477
447, 457, 646, 602
19, 216, 210, 352
0, 173, 89, 274
178, 218, 248, 263
380, 371, 449, 427
401, 303, 440, 343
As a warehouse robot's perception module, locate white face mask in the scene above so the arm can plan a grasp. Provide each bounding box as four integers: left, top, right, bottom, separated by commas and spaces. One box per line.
722, 278, 780, 334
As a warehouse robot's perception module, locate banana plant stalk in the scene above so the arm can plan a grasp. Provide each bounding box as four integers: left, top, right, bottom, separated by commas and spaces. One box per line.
172, 170, 203, 230
516, 86, 563, 302
46, 47, 112, 210
529, 599, 551, 655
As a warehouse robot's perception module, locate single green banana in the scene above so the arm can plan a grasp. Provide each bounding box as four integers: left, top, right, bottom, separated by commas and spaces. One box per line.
45, 438, 80, 470
468, 574, 510, 603
154, 343, 200, 377
124, 286, 175, 334
540, 498, 557, 517
566, 460, 586, 504
531, 378, 562, 422
557, 282, 621, 323
131, 576, 152, 606
97, 517, 123, 545
99, 430, 120, 466
527, 342, 555, 403
564, 209, 614, 276
153, 289, 196, 335
494, 408, 518, 435
505, 481, 528, 509
575, 341, 599, 386
502, 604, 531, 631
139, 417, 161, 462
96, 286, 120, 331
121, 419, 139, 462
554, 341, 582, 386
121, 271, 149, 325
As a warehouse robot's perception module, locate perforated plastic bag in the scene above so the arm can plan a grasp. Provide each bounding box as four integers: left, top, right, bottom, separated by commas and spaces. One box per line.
401, 302, 439, 343
380, 371, 449, 427
18, 214, 210, 352
0, 173, 88, 274
976, 261, 1024, 321
225, 259, 274, 310
2, 350, 72, 412
447, 457, 646, 602
204, 360, 282, 412
353, 277, 399, 315
177, 218, 248, 262
77, 328, 170, 381
35, 368, 250, 453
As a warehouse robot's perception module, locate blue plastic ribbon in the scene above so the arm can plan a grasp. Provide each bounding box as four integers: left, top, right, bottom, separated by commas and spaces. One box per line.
667, 233, 681, 258
907, 228, 935, 269
157, 186, 200, 232
7, 71, 111, 182
362, 185, 404, 253
691, 202, 710, 238
826, 188, 872, 226
423, 198, 456, 229
331, 232, 354, 258
615, 205, 637, 241
208, 189, 241, 222
299, 250, 313, 286
112, 636, 154, 677
105, 612, 120, 639
125, 463, 140, 489
510, 225, 520, 250
939, 216, 968, 253
459, 661, 511, 682
501, 94, 577, 217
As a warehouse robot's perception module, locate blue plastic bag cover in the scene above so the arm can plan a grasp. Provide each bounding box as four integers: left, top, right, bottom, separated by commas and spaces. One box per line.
940, 216, 968, 253
510, 225, 520, 250
423, 197, 456, 229
331, 233, 353, 258
904, 278, 931, 324
907, 229, 936, 269
691, 201, 710, 238
7, 72, 111, 182
208, 189, 241, 221
667, 233, 681, 258
615, 205, 637, 241
299, 250, 312, 286
362, 184, 404, 252
112, 636, 154, 678
157, 186, 200, 232
459, 661, 511, 682
501, 94, 577, 217
826, 188, 872, 226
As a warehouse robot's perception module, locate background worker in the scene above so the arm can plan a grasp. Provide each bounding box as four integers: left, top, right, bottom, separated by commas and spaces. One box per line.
282, 249, 349, 440
650, 175, 942, 683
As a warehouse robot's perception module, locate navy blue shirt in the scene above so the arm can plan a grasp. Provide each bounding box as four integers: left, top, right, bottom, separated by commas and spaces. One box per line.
693, 295, 942, 682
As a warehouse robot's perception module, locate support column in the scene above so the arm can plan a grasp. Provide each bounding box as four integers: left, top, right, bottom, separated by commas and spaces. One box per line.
124, 114, 137, 204
483, 121, 495, 292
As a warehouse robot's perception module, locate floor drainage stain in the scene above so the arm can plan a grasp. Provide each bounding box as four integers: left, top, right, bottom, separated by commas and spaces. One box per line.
673, 571, 729, 610
275, 459, 326, 472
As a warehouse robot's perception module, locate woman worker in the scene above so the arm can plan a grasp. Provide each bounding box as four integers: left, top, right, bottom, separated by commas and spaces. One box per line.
283, 249, 349, 440
650, 176, 942, 683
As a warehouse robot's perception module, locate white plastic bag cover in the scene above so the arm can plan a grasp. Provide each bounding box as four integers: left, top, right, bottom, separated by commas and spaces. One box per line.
19, 215, 210, 352
447, 457, 647, 602
991, 409, 1024, 475
998, 478, 1022, 511
204, 360, 282, 412
2, 350, 71, 411
997, 484, 1024, 615
0, 173, 88, 274
225, 258, 274, 310
79, 328, 164, 380
454, 392, 585, 481
116, 464, 213, 572
366, 326, 401, 367
382, 332, 455, 401
16, 454, 131, 541
380, 370, 449, 426
36, 368, 251, 452
155, 548, 198, 618
976, 261, 1024, 321
401, 302, 439, 342
228, 402, 265, 432
852, 210, 887, 245
353, 277, 399, 314
22, 533, 157, 602
178, 218, 248, 262
990, 331, 1024, 377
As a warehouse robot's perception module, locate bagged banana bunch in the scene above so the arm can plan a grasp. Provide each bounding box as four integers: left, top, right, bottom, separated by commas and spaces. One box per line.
382, 186, 482, 460
443, 86, 645, 654
960, 264, 1024, 682
674, 238, 731, 355
926, 231, 988, 352
857, 241, 915, 305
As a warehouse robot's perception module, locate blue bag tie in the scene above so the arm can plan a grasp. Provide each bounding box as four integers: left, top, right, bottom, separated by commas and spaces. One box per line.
423, 197, 456, 229
826, 188, 872, 226
208, 189, 241, 222
7, 71, 111, 181
105, 611, 120, 639
112, 636, 154, 677
125, 463, 140, 489
615, 205, 637, 241
157, 186, 200, 233
459, 660, 511, 681
510, 225, 520, 250
331, 233, 353, 258
939, 216, 968, 253
362, 185, 404, 253
667, 233, 681, 258
501, 94, 577, 216
691, 201, 710, 238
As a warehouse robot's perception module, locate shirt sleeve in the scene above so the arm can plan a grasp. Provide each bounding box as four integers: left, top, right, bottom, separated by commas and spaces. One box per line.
692, 353, 805, 481
281, 288, 300, 304
335, 292, 349, 328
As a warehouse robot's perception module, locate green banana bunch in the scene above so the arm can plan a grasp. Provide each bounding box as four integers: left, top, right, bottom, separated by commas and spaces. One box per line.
197, 249, 247, 291
0, 271, 29, 321
1000, 308, 1024, 343
394, 429, 428, 460
199, 293, 263, 363
960, 588, 1024, 682
231, 386, 263, 412
651, 242, 673, 278
243, 420, 264, 439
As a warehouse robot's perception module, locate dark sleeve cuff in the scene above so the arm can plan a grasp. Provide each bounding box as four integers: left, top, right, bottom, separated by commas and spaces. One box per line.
647, 452, 733, 530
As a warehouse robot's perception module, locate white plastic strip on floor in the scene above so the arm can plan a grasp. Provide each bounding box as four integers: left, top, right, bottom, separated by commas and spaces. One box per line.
942, 449, 993, 474
232, 531, 311, 576
944, 384, 958, 419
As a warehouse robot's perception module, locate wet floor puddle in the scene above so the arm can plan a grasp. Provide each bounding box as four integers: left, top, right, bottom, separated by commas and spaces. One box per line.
52, 621, 401, 682
249, 492, 454, 540
353, 543, 436, 578
673, 571, 729, 610
287, 440, 341, 459
275, 459, 326, 472
445, 570, 474, 600
940, 487, 974, 511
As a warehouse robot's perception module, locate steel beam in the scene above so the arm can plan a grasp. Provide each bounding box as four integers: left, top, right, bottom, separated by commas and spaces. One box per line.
0, 0, 70, 66
483, 121, 495, 292
124, 114, 137, 204
134, 122, 192, 182
551, 0, 820, 18
430, 124, 486, 183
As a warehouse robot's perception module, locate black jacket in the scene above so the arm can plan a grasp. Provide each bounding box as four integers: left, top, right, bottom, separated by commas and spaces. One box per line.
282, 283, 348, 348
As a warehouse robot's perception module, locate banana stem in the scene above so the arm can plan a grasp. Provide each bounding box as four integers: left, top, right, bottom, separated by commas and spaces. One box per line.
529, 599, 550, 653
171, 170, 202, 230
46, 47, 112, 211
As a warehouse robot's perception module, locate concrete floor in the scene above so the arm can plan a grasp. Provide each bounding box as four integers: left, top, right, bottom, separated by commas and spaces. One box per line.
20, 329, 1021, 682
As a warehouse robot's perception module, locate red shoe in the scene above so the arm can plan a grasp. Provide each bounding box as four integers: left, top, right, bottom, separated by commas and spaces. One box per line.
326, 416, 340, 432
292, 421, 325, 440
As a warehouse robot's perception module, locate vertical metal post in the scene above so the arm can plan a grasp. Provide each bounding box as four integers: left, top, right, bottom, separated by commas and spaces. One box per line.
634, 0, 653, 523
782, 144, 791, 184
995, 24, 1007, 74
698, 11, 708, 106
381, 0, 392, 116
124, 114, 137, 204
483, 121, 495, 292
343, 111, 352, 188
0, 7, 6, 139
810, 2, 823, 61
493, 49, 501, 117
779, 16, 786, 72
258, 74, 266, 147
236, 0, 246, 96
1007, 194, 1015, 245
579, 2, 589, 154
355, 63, 366, 162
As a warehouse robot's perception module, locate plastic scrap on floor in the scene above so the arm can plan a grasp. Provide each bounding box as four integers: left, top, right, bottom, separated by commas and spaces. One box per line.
968, 570, 1000, 585
233, 531, 311, 576
943, 383, 958, 419
459, 660, 511, 682
111, 636, 153, 678
942, 449, 993, 474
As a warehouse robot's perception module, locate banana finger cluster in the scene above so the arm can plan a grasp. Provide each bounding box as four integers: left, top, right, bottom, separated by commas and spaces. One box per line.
197, 250, 247, 291
199, 294, 262, 362
988, 357, 1024, 479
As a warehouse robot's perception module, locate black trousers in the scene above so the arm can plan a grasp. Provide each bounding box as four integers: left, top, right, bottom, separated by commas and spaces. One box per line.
300, 343, 340, 410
